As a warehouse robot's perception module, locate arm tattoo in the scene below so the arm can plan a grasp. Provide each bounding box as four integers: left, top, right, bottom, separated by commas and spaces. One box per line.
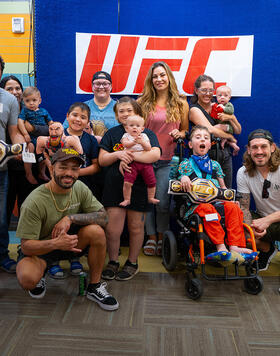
68, 208, 108, 228
238, 192, 252, 225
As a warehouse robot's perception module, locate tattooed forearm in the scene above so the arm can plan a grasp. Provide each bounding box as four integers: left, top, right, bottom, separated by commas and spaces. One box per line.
238, 192, 252, 225
68, 208, 108, 228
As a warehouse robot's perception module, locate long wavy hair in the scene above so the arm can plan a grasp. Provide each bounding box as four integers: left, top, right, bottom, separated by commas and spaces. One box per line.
243, 144, 280, 176
138, 61, 184, 123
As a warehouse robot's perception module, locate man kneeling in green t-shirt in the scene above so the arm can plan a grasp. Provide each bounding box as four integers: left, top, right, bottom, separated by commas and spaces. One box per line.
16, 148, 119, 311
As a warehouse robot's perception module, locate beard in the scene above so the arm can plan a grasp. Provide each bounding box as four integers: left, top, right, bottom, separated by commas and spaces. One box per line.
252, 154, 270, 167
49, 134, 63, 147
53, 171, 77, 189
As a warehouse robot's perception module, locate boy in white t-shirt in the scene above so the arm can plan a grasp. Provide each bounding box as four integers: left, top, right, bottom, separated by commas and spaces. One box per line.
237, 129, 280, 271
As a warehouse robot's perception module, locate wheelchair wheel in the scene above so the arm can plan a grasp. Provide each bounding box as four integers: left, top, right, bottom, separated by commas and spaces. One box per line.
185, 278, 203, 300
244, 276, 263, 295
162, 230, 177, 271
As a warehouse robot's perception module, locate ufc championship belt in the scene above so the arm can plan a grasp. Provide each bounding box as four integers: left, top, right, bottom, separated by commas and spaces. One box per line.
168, 177, 236, 203
0, 140, 23, 167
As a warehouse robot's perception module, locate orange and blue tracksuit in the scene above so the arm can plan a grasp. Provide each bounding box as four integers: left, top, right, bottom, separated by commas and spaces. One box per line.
178, 156, 246, 247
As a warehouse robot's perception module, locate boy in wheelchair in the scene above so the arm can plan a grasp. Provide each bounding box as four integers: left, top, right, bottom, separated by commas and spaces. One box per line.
178, 125, 254, 264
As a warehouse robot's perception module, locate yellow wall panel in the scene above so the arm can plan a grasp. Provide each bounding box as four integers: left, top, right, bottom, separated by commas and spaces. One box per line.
0, 12, 33, 64
0, 30, 31, 39
0, 54, 31, 63
0, 14, 31, 31
0, 37, 31, 46
0, 46, 33, 54
0, 13, 30, 22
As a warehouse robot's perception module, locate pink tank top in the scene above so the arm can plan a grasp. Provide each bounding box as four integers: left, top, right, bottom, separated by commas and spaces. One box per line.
146, 105, 180, 160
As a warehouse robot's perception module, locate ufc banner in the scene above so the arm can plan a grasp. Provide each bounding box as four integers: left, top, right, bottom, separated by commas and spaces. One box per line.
76, 33, 254, 96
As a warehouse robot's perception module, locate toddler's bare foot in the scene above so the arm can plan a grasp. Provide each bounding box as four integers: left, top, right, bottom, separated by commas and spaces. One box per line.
148, 198, 160, 204
26, 174, 38, 185
38, 173, 50, 182
230, 246, 253, 254
216, 243, 228, 252
232, 147, 240, 156
119, 200, 130, 207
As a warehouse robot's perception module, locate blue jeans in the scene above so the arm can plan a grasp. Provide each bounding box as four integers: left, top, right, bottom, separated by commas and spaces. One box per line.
145, 160, 171, 235
0, 170, 10, 262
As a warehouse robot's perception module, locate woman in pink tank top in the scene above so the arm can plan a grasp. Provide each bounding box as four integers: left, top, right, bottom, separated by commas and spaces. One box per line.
138, 61, 189, 256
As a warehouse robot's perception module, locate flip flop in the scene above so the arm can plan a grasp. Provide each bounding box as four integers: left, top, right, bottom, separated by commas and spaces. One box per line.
143, 239, 157, 256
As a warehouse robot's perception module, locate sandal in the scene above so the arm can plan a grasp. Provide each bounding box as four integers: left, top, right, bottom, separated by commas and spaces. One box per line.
48, 264, 67, 279
156, 240, 163, 256
143, 239, 157, 256
0, 257, 17, 273
70, 260, 83, 276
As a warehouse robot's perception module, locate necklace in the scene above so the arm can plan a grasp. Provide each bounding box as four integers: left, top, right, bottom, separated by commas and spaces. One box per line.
48, 184, 72, 212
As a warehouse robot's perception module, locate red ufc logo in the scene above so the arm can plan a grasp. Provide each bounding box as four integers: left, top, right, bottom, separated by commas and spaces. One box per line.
77, 34, 243, 95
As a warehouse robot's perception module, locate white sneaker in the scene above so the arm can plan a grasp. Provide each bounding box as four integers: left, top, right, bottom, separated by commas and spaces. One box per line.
28, 277, 46, 299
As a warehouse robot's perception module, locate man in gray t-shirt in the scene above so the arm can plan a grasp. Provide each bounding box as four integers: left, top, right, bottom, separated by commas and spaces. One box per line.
0, 55, 22, 273
237, 129, 280, 271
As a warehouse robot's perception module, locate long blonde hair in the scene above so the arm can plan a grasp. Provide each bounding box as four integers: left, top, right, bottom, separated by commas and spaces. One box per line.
138, 61, 184, 123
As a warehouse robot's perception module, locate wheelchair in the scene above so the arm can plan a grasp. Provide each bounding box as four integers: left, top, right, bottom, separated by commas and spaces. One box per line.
162, 179, 264, 300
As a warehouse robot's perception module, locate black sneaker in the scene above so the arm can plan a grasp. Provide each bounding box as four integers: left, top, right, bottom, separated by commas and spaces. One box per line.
87, 282, 119, 311
102, 261, 120, 280
115, 260, 139, 281
28, 277, 46, 299
257, 245, 278, 271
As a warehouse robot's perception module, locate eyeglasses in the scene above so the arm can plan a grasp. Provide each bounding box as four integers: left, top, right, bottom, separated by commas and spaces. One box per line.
262, 179, 271, 199
93, 82, 111, 89
198, 88, 214, 94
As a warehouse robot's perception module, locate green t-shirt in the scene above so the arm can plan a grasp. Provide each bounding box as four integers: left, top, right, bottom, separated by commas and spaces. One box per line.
16, 180, 103, 240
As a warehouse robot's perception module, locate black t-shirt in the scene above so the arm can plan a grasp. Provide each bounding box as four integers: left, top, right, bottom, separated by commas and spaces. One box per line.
64, 129, 99, 189
64, 129, 99, 167
99, 124, 160, 211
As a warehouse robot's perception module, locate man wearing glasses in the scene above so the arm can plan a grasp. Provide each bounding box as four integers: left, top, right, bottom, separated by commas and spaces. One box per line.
237, 129, 280, 271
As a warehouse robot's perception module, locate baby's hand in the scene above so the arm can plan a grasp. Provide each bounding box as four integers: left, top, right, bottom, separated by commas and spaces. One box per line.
134, 135, 143, 144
